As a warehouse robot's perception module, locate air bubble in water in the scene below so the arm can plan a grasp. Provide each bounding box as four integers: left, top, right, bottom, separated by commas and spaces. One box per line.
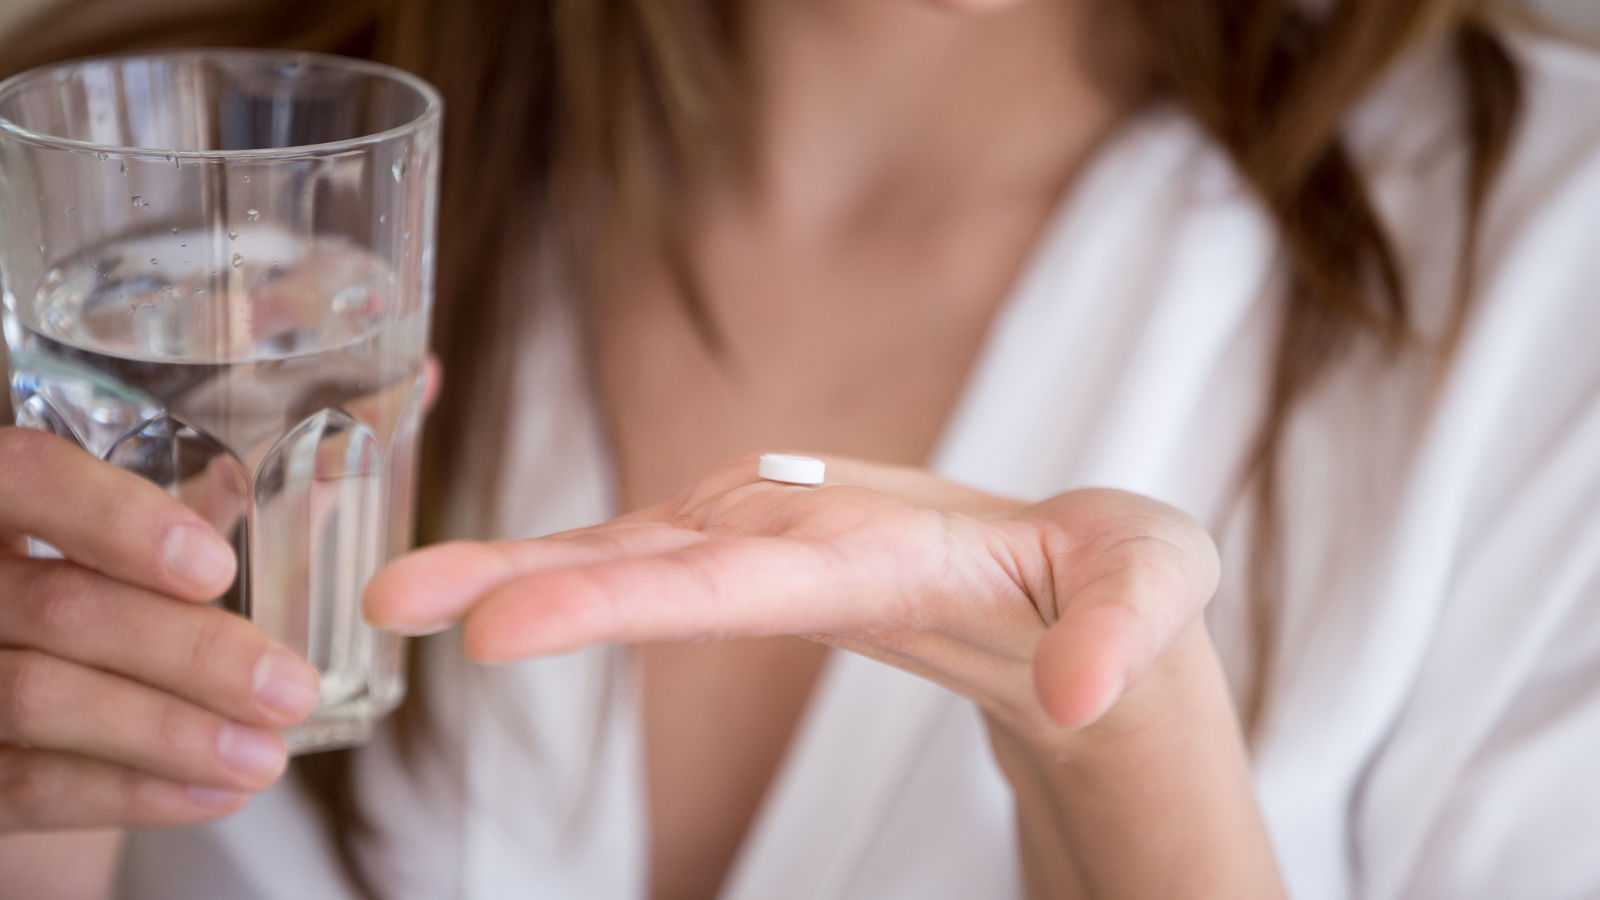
231, 253, 244, 268
246, 209, 260, 222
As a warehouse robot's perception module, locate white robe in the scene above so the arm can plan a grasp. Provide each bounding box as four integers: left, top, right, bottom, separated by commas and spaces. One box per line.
117, 31, 1600, 900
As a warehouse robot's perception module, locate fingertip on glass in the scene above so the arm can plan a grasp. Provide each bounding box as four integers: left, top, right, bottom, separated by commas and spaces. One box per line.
163, 524, 237, 594
217, 721, 288, 779
251, 650, 321, 720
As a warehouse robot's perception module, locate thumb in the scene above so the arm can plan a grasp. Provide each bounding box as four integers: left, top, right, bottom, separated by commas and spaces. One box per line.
1033, 598, 1154, 730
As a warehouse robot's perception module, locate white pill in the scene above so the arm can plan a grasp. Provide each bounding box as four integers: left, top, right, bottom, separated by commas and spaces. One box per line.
758, 454, 825, 486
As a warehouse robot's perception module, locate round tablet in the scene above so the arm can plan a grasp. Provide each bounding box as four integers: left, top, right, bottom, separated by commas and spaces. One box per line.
758, 454, 825, 486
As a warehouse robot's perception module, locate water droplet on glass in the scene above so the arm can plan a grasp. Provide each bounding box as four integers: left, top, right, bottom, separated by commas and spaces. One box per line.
378, 214, 388, 225
231, 253, 244, 268
391, 158, 407, 182
180, 242, 188, 249
229, 230, 239, 241
242, 174, 251, 184
403, 231, 412, 242
170, 227, 180, 235
36, 244, 45, 254
119, 161, 127, 176
246, 209, 260, 222
167, 153, 179, 168
95, 151, 108, 162
62, 203, 75, 218
131, 195, 143, 208
160, 285, 174, 296
149, 257, 158, 266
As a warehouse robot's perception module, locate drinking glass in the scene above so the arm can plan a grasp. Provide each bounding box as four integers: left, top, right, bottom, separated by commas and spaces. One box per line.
0, 50, 442, 753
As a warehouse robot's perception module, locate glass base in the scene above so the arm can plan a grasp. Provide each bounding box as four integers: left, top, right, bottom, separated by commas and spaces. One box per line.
284, 679, 406, 755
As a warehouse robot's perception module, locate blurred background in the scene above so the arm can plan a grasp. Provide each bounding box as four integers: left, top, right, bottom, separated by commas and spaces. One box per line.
1525, 0, 1600, 38
0, 0, 1597, 49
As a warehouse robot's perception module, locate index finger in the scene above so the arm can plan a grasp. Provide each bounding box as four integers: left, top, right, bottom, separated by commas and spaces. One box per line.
0, 428, 236, 600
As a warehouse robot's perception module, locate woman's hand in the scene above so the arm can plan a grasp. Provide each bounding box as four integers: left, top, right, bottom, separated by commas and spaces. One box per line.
368, 454, 1282, 898
0, 427, 319, 831
364, 454, 1220, 747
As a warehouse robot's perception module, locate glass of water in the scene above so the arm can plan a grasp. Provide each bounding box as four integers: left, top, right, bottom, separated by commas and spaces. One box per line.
0, 51, 442, 753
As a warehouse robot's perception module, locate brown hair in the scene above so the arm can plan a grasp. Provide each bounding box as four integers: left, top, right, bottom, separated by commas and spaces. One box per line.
0, 0, 1523, 896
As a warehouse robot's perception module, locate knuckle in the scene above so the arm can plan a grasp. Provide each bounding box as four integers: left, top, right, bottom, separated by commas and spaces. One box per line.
0, 651, 60, 739
150, 695, 196, 759
182, 612, 237, 682
117, 763, 148, 822
0, 427, 47, 482
0, 749, 60, 823
0, 748, 25, 819
20, 564, 98, 643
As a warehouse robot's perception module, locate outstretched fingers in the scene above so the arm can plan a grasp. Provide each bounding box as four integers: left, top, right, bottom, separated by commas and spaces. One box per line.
457, 536, 877, 661
363, 524, 710, 635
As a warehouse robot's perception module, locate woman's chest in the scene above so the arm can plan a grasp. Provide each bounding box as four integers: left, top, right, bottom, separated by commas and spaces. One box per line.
585, 224, 1027, 898
588, 267, 1006, 509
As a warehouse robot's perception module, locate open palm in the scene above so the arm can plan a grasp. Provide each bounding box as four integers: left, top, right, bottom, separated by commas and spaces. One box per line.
364, 455, 1218, 738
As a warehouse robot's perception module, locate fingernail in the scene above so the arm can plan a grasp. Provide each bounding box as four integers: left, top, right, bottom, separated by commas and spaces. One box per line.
186, 784, 249, 808
381, 620, 452, 637
252, 650, 320, 719
217, 722, 286, 777
164, 525, 236, 593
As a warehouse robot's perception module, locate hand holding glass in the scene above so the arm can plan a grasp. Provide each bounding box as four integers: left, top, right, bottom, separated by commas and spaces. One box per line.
0, 51, 442, 753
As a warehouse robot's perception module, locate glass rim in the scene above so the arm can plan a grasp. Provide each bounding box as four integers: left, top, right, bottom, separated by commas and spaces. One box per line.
0, 47, 443, 161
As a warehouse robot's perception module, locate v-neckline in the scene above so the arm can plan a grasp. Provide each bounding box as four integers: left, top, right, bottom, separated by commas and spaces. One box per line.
702, 110, 1198, 899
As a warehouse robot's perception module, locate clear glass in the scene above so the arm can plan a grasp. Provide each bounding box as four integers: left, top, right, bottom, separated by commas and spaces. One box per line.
0, 50, 442, 753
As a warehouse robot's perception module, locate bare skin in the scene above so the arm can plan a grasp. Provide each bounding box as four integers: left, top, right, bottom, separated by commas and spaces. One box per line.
591, 1, 1115, 895
1, 1, 1288, 899
545, 1, 1280, 898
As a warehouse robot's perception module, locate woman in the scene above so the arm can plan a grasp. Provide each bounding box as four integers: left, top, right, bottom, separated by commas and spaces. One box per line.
1, 0, 1597, 898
